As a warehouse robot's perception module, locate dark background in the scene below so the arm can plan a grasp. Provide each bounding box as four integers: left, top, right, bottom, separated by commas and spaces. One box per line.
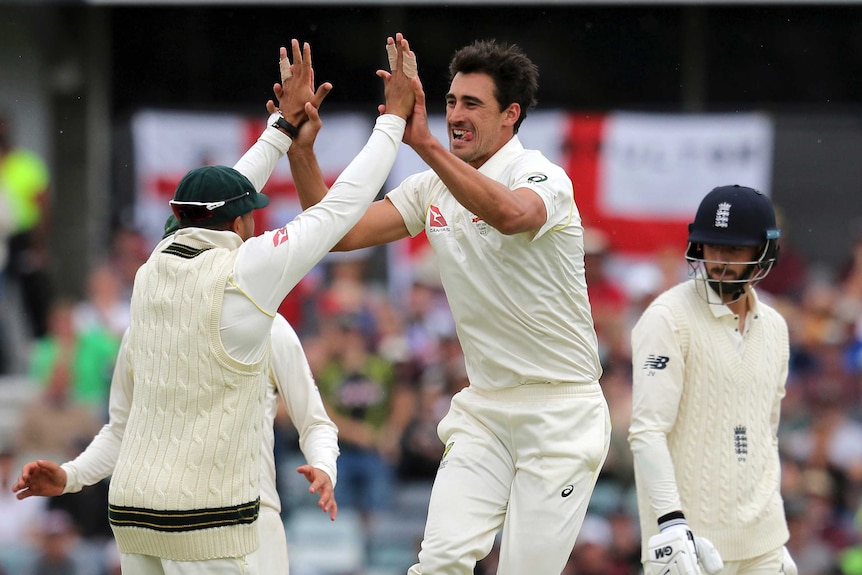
107, 5, 862, 114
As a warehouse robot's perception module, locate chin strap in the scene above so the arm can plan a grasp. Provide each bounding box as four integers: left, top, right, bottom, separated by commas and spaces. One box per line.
706, 262, 758, 303
706, 278, 747, 303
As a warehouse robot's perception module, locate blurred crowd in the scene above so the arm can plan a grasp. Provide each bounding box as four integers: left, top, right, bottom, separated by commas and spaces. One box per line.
2, 115, 862, 574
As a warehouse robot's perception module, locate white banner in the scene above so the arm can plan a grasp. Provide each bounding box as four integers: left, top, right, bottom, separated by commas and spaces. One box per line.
132, 109, 373, 245
599, 112, 774, 218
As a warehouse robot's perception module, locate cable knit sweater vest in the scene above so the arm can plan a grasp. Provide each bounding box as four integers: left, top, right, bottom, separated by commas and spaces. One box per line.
646, 280, 789, 561
109, 239, 266, 560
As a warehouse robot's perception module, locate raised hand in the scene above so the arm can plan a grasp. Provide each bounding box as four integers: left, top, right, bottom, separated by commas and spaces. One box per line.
272, 40, 332, 129
401, 73, 431, 150
377, 33, 419, 121
386, 34, 417, 79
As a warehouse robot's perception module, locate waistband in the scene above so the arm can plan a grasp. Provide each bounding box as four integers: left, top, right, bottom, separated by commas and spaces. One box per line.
468, 381, 602, 401
109, 498, 260, 532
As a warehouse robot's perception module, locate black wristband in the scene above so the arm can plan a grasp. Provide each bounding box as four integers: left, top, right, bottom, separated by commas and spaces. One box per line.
657, 510, 687, 530
272, 115, 299, 139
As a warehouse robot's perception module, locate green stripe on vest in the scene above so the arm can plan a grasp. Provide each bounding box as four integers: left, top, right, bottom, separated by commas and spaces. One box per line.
108, 498, 260, 532
162, 243, 213, 259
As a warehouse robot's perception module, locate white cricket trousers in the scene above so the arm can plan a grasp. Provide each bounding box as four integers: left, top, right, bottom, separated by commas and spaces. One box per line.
408, 381, 611, 575
257, 507, 289, 574
119, 510, 288, 575
119, 550, 259, 575
715, 546, 792, 575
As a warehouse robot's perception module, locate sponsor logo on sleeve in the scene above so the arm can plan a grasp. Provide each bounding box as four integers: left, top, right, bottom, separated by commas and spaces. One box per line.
272, 227, 289, 247
642, 354, 670, 376
428, 205, 451, 233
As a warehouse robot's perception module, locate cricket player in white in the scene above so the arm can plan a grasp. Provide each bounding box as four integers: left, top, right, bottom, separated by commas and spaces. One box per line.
284, 38, 611, 575
628, 185, 797, 575
13, 312, 337, 574
14, 36, 419, 575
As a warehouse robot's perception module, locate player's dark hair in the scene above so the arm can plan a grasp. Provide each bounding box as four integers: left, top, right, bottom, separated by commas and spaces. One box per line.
449, 40, 538, 134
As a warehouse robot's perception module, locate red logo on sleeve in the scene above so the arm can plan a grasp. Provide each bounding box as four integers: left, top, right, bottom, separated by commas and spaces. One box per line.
429, 205, 448, 228
272, 227, 289, 247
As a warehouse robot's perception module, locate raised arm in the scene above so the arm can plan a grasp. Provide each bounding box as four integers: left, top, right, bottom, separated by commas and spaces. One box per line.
233, 34, 422, 317
235, 40, 333, 192
283, 33, 416, 252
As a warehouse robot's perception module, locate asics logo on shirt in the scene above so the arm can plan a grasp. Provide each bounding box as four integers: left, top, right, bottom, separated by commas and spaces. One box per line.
642, 355, 670, 370
527, 173, 548, 183
561, 485, 574, 498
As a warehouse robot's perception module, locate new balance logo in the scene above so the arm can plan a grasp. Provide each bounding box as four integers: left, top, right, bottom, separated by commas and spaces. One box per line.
643, 355, 670, 370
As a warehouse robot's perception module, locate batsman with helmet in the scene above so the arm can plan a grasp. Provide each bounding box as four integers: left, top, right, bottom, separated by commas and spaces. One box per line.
628, 185, 797, 575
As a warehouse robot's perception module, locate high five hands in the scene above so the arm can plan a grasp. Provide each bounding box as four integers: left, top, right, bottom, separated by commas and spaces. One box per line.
267, 39, 332, 131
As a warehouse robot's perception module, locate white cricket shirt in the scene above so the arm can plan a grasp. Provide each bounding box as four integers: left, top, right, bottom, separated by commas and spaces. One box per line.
387, 136, 601, 390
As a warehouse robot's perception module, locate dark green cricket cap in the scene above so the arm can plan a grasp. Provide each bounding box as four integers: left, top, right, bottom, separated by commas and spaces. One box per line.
170, 165, 269, 226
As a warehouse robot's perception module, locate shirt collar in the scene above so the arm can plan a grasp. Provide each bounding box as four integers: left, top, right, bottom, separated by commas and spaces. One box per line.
476, 136, 524, 178
170, 227, 243, 250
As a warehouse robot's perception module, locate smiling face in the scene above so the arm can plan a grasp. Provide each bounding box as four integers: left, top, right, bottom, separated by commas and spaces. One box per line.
445, 72, 520, 168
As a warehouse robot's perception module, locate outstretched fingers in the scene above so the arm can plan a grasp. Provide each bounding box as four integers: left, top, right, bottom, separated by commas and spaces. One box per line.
310, 81, 333, 110
310, 473, 337, 521
386, 33, 417, 79
290, 39, 302, 79
279, 45, 292, 83
274, 39, 331, 128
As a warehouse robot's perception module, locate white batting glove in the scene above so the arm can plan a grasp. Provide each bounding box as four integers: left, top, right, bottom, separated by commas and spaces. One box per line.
646, 526, 701, 575
693, 535, 723, 575
654, 515, 724, 575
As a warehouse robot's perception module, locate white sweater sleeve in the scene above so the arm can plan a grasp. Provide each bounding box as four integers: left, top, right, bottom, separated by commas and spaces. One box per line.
270, 316, 339, 487
232, 115, 293, 192
628, 303, 686, 518
61, 329, 133, 493
232, 114, 407, 315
